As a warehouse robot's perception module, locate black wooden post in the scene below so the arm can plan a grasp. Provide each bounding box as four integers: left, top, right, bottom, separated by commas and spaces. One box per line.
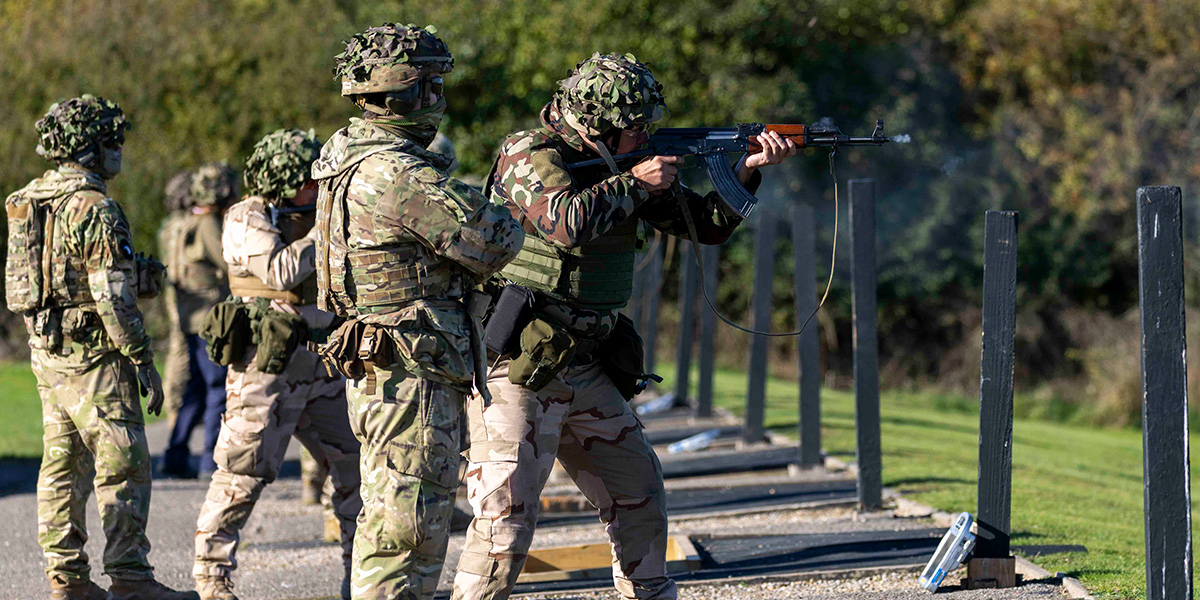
1137, 186, 1193, 600
674, 242, 698, 405
745, 208, 776, 444
643, 241, 664, 375
697, 244, 719, 418
963, 211, 1021, 589
850, 178, 882, 510
792, 205, 822, 467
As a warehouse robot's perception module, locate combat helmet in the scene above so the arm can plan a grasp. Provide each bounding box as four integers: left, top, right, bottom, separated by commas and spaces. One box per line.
163, 170, 194, 212
242, 129, 322, 201
35, 94, 131, 167
191, 162, 240, 208
334, 23, 453, 115
556, 53, 666, 137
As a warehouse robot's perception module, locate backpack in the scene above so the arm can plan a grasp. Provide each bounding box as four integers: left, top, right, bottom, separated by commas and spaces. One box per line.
4, 189, 49, 313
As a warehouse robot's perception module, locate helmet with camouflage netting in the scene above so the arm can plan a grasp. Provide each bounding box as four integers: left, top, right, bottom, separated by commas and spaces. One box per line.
335, 23, 453, 114
35, 94, 131, 166
243, 129, 322, 201
191, 162, 240, 208
163, 169, 194, 212
555, 53, 666, 137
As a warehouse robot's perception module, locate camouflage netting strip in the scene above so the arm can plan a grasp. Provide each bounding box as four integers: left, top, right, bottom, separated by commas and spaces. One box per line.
35, 94, 131, 162
243, 129, 322, 200
557, 53, 666, 133
335, 23, 453, 96
191, 161, 240, 207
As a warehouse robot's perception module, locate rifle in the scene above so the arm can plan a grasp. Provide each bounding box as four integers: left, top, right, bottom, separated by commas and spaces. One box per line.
565, 119, 895, 218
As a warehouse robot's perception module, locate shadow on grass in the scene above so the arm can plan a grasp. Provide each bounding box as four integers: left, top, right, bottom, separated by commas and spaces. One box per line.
885, 476, 974, 488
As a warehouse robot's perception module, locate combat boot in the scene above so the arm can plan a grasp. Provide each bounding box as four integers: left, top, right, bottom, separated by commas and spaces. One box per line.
323, 512, 341, 543
194, 576, 237, 600
109, 578, 200, 600
49, 579, 110, 600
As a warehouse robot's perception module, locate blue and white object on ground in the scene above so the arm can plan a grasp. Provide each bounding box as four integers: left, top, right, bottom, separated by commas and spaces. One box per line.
919, 512, 976, 592
667, 428, 721, 453
636, 393, 676, 416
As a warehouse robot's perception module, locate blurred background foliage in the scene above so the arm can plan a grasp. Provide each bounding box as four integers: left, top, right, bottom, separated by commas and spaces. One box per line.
3, 0, 1199, 427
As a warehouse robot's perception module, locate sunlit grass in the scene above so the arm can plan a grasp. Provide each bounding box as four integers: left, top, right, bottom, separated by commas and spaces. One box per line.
660, 362, 1191, 600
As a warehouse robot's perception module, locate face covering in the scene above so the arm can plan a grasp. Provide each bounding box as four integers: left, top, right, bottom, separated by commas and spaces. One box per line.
371, 96, 447, 148
98, 147, 123, 179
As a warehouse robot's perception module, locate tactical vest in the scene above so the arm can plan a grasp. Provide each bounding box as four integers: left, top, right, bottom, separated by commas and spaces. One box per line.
229, 207, 318, 305
5, 178, 106, 314
316, 163, 465, 317
172, 213, 225, 295
500, 218, 639, 311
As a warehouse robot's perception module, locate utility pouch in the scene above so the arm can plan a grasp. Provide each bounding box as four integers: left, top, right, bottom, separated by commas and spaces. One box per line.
318, 319, 395, 385
200, 298, 252, 366
34, 308, 64, 353
254, 308, 309, 375
599, 313, 660, 400
133, 253, 166, 299
483, 285, 534, 357
508, 317, 576, 391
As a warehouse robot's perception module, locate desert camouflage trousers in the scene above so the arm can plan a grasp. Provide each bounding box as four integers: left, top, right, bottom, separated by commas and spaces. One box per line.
452, 357, 676, 600
346, 364, 465, 600
32, 347, 154, 585
193, 344, 362, 579
162, 286, 190, 420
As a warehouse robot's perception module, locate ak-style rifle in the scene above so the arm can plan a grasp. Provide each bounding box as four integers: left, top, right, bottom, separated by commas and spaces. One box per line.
566, 119, 896, 218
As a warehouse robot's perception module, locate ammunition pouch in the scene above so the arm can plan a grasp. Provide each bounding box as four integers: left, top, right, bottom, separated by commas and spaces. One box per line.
133, 253, 165, 299
200, 298, 252, 366
598, 313, 659, 400
252, 305, 309, 375
508, 318, 577, 392
318, 320, 396, 392
483, 285, 535, 357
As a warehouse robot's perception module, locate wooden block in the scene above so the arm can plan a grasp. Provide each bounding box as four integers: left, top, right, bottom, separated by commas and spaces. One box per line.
518, 535, 701, 583
965, 556, 1017, 589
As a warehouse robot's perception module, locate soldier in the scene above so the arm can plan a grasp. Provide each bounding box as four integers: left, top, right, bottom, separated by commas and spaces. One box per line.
159, 163, 235, 479
451, 54, 797, 600
158, 170, 196, 447
4, 95, 195, 600
311, 23, 523, 600
192, 130, 362, 600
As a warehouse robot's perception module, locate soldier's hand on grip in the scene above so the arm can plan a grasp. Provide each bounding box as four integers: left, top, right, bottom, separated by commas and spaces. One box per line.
630, 156, 682, 191
136, 363, 166, 415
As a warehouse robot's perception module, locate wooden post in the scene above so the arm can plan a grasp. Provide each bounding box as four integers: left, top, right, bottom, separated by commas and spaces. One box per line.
696, 244, 719, 418
1137, 186, 1193, 600
792, 205, 822, 467
745, 208, 776, 444
643, 241, 664, 375
967, 210, 1019, 589
850, 178, 882, 510
674, 242, 698, 406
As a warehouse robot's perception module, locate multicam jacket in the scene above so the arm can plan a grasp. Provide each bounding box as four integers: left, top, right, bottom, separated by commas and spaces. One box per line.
312, 119, 523, 386
490, 102, 760, 339
162, 210, 227, 333
10, 166, 154, 364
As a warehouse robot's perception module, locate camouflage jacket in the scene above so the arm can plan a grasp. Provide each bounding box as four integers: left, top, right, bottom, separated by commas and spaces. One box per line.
312, 119, 523, 386
11, 167, 154, 364
489, 102, 759, 337
161, 210, 227, 333
223, 196, 333, 329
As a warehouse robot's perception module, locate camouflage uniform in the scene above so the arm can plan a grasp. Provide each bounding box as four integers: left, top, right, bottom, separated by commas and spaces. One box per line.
8, 95, 192, 600
313, 24, 523, 600
160, 163, 234, 477
452, 55, 757, 600
192, 131, 362, 599
159, 171, 194, 423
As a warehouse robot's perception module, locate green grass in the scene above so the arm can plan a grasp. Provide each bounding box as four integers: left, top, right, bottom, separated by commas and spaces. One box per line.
660, 363, 1193, 600
0, 360, 165, 460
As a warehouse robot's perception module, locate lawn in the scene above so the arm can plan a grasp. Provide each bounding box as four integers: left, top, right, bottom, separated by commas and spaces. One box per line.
659, 363, 1193, 600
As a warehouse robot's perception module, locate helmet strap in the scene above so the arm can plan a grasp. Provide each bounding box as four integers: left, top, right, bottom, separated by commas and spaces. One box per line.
588, 136, 621, 176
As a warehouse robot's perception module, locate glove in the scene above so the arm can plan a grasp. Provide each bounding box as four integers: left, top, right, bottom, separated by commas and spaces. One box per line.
136, 363, 165, 415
